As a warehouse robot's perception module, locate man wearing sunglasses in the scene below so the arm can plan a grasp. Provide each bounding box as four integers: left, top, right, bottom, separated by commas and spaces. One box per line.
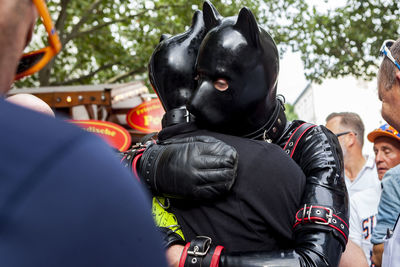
325, 113, 378, 266
325, 112, 379, 197
0, 1, 167, 266
368, 38, 400, 267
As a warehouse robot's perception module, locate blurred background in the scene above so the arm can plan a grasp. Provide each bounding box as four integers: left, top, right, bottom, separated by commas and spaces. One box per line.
11, 0, 400, 154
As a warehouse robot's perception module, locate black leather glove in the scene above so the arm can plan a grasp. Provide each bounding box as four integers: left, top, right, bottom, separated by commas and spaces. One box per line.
139, 136, 238, 200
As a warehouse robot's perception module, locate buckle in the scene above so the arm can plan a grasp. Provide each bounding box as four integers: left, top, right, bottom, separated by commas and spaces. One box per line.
184, 108, 190, 123
187, 236, 212, 257
307, 205, 333, 225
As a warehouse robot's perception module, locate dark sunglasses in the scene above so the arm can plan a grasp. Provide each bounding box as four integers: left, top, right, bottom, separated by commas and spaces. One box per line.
379, 39, 400, 72
15, 0, 61, 80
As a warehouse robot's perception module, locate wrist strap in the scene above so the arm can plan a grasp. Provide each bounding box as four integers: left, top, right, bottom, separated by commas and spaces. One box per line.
120, 145, 146, 182
139, 143, 167, 193
179, 236, 224, 267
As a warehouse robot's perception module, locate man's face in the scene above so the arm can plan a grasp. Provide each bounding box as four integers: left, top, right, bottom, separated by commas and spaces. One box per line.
373, 136, 400, 180
378, 73, 400, 131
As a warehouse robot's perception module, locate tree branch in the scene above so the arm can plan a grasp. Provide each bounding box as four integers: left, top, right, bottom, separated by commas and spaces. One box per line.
104, 66, 147, 84
65, 0, 102, 45
50, 62, 120, 86
55, 0, 71, 42
66, 18, 129, 41
64, 4, 186, 43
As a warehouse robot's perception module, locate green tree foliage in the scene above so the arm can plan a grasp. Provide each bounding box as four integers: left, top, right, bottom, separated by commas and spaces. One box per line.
16, 0, 266, 87
16, 0, 398, 88
284, 103, 298, 121
286, 0, 400, 82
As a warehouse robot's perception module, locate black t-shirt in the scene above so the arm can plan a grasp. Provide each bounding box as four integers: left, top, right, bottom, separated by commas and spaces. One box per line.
158, 122, 306, 253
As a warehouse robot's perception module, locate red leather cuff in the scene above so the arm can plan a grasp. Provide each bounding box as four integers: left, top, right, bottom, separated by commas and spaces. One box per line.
180, 236, 224, 267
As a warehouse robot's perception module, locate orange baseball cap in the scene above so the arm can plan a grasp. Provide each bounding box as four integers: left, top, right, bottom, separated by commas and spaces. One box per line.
367, 123, 400, 143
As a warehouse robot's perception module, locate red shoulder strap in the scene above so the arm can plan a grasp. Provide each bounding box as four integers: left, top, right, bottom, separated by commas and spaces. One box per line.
283, 123, 316, 158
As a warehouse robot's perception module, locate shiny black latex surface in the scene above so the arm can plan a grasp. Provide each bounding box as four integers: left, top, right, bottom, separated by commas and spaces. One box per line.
278, 122, 349, 243
181, 120, 348, 267
188, 4, 279, 137
199, 113, 348, 267
145, 8, 238, 198
148, 10, 206, 111
144, 2, 348, 266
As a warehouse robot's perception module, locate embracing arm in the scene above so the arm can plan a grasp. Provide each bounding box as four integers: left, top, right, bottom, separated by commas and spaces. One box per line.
162, 125, 348, 267
129, 124, 347, 266
120, 136, 238, 200
217, 126, 348, 266
203, 125, 347, 266
289, 125, 349, 266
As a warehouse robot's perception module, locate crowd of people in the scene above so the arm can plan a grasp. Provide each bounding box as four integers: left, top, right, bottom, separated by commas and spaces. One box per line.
326, 113, 400, 266
2, 0, 400, 267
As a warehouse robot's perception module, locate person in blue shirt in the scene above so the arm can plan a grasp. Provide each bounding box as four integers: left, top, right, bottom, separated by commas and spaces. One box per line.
371, 38, 400, 267
0, 1, 167, 266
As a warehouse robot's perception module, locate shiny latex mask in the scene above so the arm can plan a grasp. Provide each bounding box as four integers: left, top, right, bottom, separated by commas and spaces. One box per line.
188, 3, 279, 137
148, 10, 206, 112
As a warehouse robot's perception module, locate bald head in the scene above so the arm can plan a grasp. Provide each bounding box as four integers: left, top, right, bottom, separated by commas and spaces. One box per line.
6, 93, 55, 117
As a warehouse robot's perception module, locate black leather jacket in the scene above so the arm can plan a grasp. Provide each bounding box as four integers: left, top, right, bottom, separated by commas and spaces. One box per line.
128, 103, 348, 267
215, 103, 349, 266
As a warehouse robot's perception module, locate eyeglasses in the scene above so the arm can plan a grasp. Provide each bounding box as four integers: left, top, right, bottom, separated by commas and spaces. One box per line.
335, 131, 357, 138
379, 39, 400, 72
14, 0, 62, 80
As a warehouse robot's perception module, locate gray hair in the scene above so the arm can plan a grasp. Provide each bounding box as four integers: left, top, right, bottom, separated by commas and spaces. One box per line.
378, 38, 400, 91
326, 112, 365, 146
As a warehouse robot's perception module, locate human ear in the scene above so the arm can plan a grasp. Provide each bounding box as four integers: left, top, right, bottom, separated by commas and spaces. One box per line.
395, 70, 400, 84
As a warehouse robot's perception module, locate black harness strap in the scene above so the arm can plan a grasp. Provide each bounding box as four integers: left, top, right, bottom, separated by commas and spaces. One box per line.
283, 122, 316, 158
293, 204, 349, 246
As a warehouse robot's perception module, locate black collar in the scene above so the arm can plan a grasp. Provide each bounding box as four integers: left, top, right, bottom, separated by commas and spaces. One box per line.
243, 99, 287, 142
161, 107, 195, 128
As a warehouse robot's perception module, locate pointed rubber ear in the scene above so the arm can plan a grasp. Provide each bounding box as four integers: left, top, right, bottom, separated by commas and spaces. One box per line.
203, 1, 222, 31
159, 34, 171, 43
234, 7, 260, 48
190, 10, 205, 32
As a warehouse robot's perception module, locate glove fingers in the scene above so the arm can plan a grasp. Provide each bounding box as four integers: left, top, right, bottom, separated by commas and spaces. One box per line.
153, 135, 239, 200
192, 154, 237, 169
193, 169, 236, 189
161, 135, 224, 145
191, 170, 236, 199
